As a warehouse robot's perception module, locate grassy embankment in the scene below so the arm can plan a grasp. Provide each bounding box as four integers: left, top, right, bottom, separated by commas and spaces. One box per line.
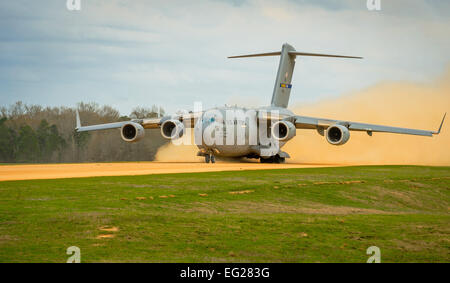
0, 165, 448, 262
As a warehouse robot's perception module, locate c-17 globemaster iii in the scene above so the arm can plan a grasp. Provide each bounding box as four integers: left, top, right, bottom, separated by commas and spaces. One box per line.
76, 43, 445, 163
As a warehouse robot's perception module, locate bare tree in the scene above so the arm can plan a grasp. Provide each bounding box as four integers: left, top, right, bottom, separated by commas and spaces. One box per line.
0, 101, 167, 163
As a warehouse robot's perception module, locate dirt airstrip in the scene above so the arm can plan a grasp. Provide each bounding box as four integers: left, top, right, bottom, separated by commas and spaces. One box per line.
0, 162, 345, 181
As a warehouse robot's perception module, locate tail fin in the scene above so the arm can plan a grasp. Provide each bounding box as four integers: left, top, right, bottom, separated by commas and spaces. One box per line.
228, 43, 362, 108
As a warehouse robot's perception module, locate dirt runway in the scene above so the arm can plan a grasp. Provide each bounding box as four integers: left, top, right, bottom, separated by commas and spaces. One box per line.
0, 162, 346, 181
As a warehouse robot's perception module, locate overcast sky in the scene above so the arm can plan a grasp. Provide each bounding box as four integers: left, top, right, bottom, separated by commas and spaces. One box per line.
0, 0, 449, 115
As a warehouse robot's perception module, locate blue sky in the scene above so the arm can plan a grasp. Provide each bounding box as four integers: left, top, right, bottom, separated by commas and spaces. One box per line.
0, 0, 449, 115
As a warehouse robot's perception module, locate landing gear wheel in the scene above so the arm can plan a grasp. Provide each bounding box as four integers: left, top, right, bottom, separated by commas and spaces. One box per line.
210, 155, 216, 163
261, 155, 285, 164
205, 155, 210, 163
273, 155, 281, 164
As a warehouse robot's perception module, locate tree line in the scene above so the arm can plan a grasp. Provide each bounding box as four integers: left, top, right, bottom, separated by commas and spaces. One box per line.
0, 101, 167, 163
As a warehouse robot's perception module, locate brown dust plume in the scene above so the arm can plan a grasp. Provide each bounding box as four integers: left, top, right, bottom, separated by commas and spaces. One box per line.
155, 129, 203, 162
285, 68, 449, 165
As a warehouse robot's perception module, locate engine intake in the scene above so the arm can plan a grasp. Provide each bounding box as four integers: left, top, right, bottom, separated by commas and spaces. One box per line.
271, 120, 296, 141
121, 122, 145, 142
161, 119, 185, 140
326, 124, 350, 145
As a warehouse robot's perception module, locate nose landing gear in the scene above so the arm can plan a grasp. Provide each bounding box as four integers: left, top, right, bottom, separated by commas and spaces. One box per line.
204, 154, 216, 164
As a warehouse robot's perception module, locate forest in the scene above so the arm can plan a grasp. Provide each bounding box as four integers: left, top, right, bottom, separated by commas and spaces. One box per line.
0, 101, 167, 163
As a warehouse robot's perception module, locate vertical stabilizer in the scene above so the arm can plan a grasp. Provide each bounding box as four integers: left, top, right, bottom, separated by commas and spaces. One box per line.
271, 43, 296, 108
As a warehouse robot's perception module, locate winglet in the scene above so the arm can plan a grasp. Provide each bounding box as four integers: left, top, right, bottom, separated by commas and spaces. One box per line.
76, 109, 81, 130
433, 113, 446, 135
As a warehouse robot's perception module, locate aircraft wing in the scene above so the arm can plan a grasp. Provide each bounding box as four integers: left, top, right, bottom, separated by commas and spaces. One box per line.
75, 110, 201, 132
76, 121, 130, 132
294, 114, 446, 137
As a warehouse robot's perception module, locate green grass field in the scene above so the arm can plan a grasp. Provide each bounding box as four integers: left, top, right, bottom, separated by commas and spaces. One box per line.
0, 165, 449, 263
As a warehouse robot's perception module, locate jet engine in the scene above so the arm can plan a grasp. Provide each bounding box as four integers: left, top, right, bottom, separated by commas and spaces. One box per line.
271, 120, 296, 141
326, 124, 350, 145
120, 122, 145, 142
161, 119, 185, 140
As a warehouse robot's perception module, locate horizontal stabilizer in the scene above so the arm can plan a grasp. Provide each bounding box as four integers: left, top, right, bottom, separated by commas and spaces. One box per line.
288, 51, 362, 59
228, 51, 281, 58
228, 51, 362, 59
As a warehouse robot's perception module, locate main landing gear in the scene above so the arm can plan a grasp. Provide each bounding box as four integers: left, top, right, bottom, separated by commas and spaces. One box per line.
205, 154, 215, 164
260, 155, 285, 164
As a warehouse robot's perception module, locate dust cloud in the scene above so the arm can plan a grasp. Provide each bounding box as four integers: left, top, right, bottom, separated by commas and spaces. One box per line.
156, 68, 449, 165
285, 67, 450, 165
155, 129, 203, 162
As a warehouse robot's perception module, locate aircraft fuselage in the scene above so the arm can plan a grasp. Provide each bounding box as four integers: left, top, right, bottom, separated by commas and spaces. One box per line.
194, 106, 294, 160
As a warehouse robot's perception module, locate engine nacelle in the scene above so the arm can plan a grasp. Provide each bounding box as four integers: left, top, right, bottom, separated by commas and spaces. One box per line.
326, 124, 350, 145
120, 122, 145, 142
271, 120, 296, 141
161, 119, 185, 140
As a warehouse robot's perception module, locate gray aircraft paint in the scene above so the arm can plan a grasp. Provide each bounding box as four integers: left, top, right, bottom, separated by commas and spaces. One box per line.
193, 107, 284, 158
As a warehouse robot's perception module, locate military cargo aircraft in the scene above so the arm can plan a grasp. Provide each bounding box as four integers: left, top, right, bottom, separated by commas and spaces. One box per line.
76, 43, 445, 163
